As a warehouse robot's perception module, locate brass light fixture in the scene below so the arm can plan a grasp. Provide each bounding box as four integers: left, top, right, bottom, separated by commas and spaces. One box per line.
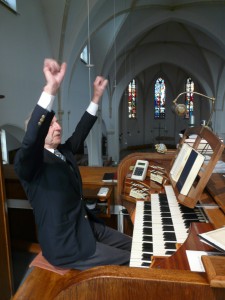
172, 91, 216, 128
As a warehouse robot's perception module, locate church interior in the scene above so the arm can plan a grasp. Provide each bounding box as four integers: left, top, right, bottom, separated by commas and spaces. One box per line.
1, 1, 225, 299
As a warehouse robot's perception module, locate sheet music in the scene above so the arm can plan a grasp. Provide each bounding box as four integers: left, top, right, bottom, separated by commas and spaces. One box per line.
170, 143, 192, 182
176, 149, 205, 195
186, 250, 224, 272
198, 227, 225, 252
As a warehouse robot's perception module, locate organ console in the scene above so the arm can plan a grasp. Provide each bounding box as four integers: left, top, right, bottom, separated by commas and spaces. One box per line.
1, 126, 225, 299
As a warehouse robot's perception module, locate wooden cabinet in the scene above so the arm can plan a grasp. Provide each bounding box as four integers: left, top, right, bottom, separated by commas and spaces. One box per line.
79, 166, 117, 218
83, 186, 113, 218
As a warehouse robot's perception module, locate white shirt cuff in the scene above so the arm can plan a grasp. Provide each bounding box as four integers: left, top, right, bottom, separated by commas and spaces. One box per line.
86, 101, 98, 116
37, 91, 55, 111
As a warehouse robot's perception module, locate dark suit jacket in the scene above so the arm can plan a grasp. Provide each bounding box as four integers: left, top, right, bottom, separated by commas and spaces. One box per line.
14, 104, 98, 266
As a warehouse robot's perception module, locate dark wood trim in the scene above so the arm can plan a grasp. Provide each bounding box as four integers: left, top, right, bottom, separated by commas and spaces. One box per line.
0, 149, 13, 299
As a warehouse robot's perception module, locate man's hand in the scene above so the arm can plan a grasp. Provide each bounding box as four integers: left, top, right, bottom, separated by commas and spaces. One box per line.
43, 59, 67, 95
92, 76, 108, 104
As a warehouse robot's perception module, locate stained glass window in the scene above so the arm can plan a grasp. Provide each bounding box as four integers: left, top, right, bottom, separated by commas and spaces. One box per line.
185, 78, 194, 118
128, 79, 137, 119
154, 78, 165, 119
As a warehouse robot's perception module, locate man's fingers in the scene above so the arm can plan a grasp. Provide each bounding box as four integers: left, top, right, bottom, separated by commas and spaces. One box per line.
59, 62, 67, 78
101, 78, 108, 89
43, 59, 64, 75
43, 60, 67, 82
43, 59, 67, 95
94, 76, 108, 89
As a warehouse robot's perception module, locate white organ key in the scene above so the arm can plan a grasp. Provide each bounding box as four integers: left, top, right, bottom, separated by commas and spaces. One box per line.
151, 195, 165, 255
130, 201, 152, 267
164, 185, 190, 242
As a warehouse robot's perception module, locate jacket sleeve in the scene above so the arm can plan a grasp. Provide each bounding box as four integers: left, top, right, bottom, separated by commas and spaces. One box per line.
63, 111, 97, 154
14, 105, 55, 182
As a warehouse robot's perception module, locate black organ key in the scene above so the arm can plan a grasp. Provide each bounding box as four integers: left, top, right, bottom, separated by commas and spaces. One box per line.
159, 193, 167, 199
144, 203, 151, 209
160, 207, 171, 212
143, 228, 152, 235
182, 214, 200, 220
143, 235, 153, 242
142, 242, 153, 252
143, 221, 152, 227
163, 225, 175, 231
144, 204, 151, 209
142, 253, 151, 260
143, 215, 152, 222
161, 212, 172, 218
162, 218, 173, 225
179, 205, 195, 213
164, 242, 177, 249
163, 232, 176, 241
165, 250, 176, 255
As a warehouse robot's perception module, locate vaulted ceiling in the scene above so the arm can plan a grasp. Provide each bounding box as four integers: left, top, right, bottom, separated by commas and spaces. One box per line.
40, 0, 225, 97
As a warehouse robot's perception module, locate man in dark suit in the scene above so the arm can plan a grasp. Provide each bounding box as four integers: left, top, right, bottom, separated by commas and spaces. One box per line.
14, 58, 131, 270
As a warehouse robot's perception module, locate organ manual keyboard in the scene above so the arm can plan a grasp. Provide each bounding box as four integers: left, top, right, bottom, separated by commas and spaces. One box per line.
130, 186, 208, 268
127, 126, 224, 269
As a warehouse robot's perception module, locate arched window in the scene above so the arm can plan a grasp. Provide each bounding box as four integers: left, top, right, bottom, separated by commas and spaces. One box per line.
128, 79, 137, 119
154, 78, 166, 119
80, 45, 88, 64
1, 0, 17, 12
185, 78, 194, 118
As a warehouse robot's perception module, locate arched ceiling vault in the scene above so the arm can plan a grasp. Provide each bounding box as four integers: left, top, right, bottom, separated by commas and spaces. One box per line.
40, 0, 225, 112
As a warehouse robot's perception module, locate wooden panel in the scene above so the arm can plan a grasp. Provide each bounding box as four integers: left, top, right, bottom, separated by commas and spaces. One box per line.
3, 164, 117, 188
79, 166, 117, 186
0, 152, 13, 299
202, 256, 225, 288
12, 264, 225, 300
206, 173, 225, 214
203, 207, 225, 229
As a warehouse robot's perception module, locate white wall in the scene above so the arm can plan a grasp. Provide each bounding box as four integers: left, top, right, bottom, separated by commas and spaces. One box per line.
0, 0, 52, 131
62, 59, 103, 166
0, 0, 103, 165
